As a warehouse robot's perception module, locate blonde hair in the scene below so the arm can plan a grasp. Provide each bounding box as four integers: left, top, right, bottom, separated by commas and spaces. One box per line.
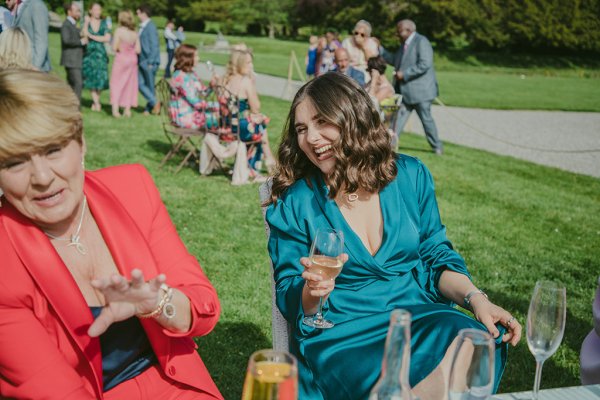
223, 43, 252, 83
118, 10, 135, 30
0, 70, 82, 162
0, 27, 34, 70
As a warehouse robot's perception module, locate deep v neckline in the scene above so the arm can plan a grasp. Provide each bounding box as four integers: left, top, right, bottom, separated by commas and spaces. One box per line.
313, 175, 391, 263
335, 193, 385, 258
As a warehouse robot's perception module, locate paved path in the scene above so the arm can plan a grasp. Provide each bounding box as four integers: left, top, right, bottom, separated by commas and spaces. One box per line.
193, 63, 600, 178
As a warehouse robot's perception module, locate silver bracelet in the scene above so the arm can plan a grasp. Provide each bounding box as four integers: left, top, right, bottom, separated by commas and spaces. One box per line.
463, 289, 488, 308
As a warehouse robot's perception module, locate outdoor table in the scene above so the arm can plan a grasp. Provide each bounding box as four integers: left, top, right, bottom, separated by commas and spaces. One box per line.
492, 384, 600, 399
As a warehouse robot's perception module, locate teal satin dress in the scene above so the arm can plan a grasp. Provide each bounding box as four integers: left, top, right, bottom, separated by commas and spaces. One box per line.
266, 155, 507, 399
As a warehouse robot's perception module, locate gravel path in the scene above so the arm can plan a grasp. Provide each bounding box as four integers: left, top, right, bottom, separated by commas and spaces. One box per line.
193, 63, 600, 178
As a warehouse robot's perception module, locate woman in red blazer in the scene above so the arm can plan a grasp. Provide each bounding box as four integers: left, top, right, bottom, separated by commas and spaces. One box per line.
0, 70, 223, 399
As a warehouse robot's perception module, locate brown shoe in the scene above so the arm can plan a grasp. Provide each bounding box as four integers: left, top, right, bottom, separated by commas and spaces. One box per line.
151, 101, 161, 115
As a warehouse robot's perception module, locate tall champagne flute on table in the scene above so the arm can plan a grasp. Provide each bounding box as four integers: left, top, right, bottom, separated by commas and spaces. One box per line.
303, 228, 344, 329
526, 280, 566, 400
242, 349, 298, 400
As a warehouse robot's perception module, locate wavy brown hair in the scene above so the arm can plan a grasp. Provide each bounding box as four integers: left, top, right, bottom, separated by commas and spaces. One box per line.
174, 44, 196, 73
269, 72, 397, 204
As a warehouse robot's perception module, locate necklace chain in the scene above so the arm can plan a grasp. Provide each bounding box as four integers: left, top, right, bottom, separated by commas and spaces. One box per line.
44, 196, 88, 255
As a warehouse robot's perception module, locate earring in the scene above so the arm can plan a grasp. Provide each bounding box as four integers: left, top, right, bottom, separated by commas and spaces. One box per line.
81, 158, 85, 169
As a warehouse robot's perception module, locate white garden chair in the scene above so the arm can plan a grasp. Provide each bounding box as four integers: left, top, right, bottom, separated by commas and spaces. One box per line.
259, 179, 291, 352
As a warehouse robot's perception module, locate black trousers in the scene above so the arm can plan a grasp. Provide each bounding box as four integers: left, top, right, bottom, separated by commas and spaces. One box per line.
65, 67, 83, 103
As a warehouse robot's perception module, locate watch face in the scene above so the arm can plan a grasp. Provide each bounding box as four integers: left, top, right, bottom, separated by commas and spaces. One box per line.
163, 303, 176, 319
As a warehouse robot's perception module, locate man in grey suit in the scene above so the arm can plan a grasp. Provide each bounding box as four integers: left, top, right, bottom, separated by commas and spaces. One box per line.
136, 4, 161, 115
13, 0, 50, 71
381, 19, 443, 154
60, 2, 87, 102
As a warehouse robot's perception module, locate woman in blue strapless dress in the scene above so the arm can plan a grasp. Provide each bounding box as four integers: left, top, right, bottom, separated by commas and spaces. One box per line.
265, 73, 522, 400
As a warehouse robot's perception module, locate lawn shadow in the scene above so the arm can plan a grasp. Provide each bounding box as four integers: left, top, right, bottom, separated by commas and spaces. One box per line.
486, 288, 585, 392
397, 144, 435, 155
195, 321, 271, 399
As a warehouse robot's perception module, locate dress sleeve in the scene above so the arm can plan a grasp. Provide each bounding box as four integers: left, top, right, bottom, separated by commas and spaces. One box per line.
414, 160, 470, 302
176, 73, 207, 111
266, 199, 315, 337
135, 166, 220, 338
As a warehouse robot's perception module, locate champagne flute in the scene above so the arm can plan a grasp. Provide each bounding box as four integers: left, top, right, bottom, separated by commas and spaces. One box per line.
242, 349, 298, 400
302, 228, 344, 329
447, 329, 495, 400
526, 280, 566, 400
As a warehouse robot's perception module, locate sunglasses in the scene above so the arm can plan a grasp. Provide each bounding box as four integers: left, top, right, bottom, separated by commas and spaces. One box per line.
353, 31, 366, 38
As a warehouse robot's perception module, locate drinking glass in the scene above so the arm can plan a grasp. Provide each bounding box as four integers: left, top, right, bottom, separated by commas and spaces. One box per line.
242, 349, 298, 400
526, 280, 566, 400
302, 228, 344, 329
447, 329, 495, 400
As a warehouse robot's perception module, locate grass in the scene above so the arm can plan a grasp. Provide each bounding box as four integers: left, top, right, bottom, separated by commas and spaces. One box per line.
47, 31, 600, 111
74, 90, 600, 398
185, 32, 600, 112
46, 30, 599, 398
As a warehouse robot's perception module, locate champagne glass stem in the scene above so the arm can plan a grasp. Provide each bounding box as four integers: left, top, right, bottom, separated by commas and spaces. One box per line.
532, 360, 544, 400
315, 296, 324, 324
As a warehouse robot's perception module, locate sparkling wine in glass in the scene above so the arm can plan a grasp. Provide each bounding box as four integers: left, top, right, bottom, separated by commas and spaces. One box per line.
302, 228, 344, 329
447, 329, 495, 400
242, 349, 298, 400
526, 280, 566, 400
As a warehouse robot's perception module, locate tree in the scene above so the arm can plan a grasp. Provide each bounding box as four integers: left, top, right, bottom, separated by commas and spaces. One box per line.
175, 0, 235, 32
230, 0, 294, 38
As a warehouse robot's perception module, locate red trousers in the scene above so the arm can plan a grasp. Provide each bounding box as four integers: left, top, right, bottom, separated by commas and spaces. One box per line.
104, 365, 219, 399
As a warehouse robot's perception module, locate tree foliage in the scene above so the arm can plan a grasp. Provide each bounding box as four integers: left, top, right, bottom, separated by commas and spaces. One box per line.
44, 0, 600, 53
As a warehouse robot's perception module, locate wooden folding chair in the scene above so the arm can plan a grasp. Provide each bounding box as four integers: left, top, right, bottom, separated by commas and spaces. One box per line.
156, 79, 206, 173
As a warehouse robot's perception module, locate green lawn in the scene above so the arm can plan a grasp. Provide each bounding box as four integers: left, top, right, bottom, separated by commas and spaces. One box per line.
73, 91, 600, 398
46, 31, 600, 398
186, 32, 600, 112
48, 31, 600, 111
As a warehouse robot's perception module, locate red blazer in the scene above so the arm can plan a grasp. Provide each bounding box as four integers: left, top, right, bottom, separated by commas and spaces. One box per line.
0, 164, 223, 399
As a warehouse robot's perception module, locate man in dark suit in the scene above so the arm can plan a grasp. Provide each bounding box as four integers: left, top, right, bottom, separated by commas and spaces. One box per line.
136, 4, 161, 115
60, 2, 86, 103
334, 47, 366, 87
13, 0, 50, 71
381, 19, 443, 154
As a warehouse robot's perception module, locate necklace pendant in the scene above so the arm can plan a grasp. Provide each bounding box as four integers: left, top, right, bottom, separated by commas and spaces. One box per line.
348, 193, 359, 202
67, 234, 87, 255
67, 240, 87, 255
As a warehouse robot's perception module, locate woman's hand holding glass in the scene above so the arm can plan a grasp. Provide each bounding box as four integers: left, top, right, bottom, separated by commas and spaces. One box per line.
301, 253, 348, 304
470, 294, 522, 346
88, 268, 172, 337
301, 228, 345, 329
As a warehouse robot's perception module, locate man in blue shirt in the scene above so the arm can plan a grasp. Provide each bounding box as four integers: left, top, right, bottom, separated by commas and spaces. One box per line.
334, 47, 365, 87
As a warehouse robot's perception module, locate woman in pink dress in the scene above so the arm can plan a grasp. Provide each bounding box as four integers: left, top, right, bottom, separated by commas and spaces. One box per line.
110, 10, 140, 118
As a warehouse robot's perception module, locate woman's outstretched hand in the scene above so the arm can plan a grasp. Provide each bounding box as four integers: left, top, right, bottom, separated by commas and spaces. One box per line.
470, 296, 522, 346
87, 269, 166, 337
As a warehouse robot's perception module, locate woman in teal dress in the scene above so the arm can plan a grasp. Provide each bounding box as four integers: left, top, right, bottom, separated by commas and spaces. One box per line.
82, 3, 110, 111
265, 73, 522, 400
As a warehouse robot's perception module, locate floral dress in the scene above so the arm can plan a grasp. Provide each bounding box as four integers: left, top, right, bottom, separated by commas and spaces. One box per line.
169, 70, 211, 130
83, 19, 109, 90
